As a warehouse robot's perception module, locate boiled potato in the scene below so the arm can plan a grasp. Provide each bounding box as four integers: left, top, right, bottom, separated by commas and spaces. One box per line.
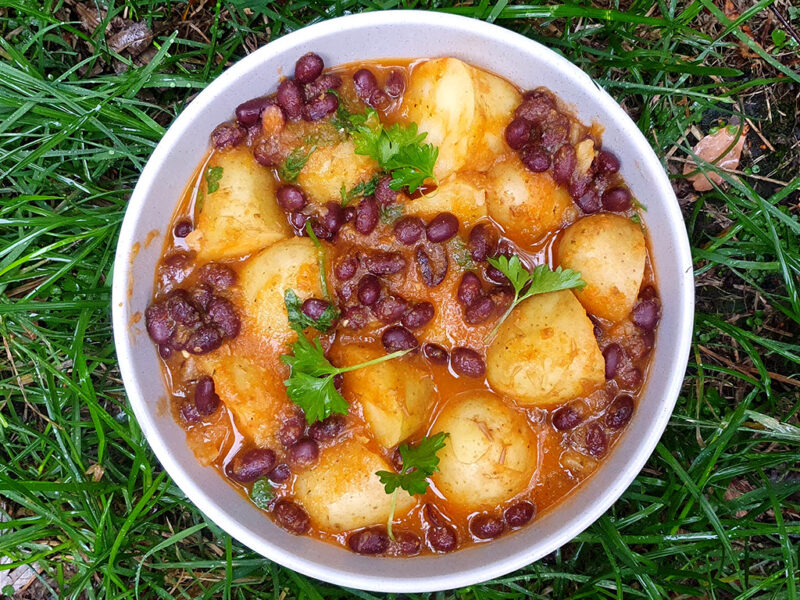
574, 139, 596, 176
402, 58, 521, 179
486, 155, 577, 245
405, 172, 488, 228
430, 391, 537, 510
293, 439, 416, 532
185, 147, 290, 261
338, 344, 436, 448
296, 140, 378, 203
239, 237, 321, 346
486, 290, 604, 406
557, 214, 646, 322
197, 354, 289, 448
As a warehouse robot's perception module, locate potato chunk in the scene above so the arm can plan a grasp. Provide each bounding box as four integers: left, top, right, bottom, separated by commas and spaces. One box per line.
402, 58, 521, 179
239, 237, 321, 346
185, 147, 290, 261
431, 391, 537, 511
337, 344, 436, 448
557, 214, 646, 322
293, 439, 416, 532
486, 290, 604, 406
405, 172, 488, 229
486, 155, 577, 245
296, 140, 378, 203
198, 354, 289, 448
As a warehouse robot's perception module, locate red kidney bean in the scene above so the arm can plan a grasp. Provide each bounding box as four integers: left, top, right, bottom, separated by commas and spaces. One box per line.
341, 306, 369, 329
334, 256, 358, 281
594, 149, 620, 175
197, 263, 237, 289
603, 343, 622, 379
374, 175, 396, 206
357, 274, 381, 306
606, 394, 635, 429
277, 185, 307, 212
288, 211, 309, 233
489, 285, 514, 313
423, 343, 449, 365
552, 405, 583, 431
253, 136, 283, 167
276, 79, 304, 120
505, 117, 531, 150
166, 289, 202, 326
586, 423, 608, 457
301, 298, 331, 322
426, 212, 459, 243
619, 366, 643, 388
194, 375, 220, 415
343, 206, 356, 222
394, 531, 421, 556
391, 447, 404, 471
394, 216, 425, 245
185, 325, 223, 355
145, 301, 174, 344
424, 505, 458, 552
372, 295, 408, 323
458, 273, 484, 307
302, 92, 338, 121
207, 297, 240, 338
353, 68, 379, 102
173, 218, 193, 238
236, 97, 273, 127
602, 187, 633, 212
515, 91, 555, 125
632, 299, 660, 330
268, 463, 291, 483
575, 189, 602, 214
333, 373, 344, 393
521, 145, 551, 172
470, 514, 505, 539
402, 302, 435, 329
308, 414, 346, 442
465, 295, 495, 324
294, 52, 324, 83
484, 262, 509, 286
158, 343, 173, 359
385, 69, 406, 97
639, 285, 658, 300
504, 501, 536, 528
310, 217, 333, 241
415, 244, 448, 287
382, 325, 419, 352
541, 114, 570, 148
552, 144, 577, 185
367, 88, 391, 110
354, 197, 379, 234
211, 122, 246, 148
303, 73, 342, 101
180, 401, 201, 423
227, 448, 277, 483
288, 437, 319, 466
348, 527, 390, 555
569, 176, 592, 200
279, 416, 305, 448
273, 500, 310, 535
365, 251, 406, 275
467, 224, 497, 262
451, 347, 485, 378
320, 201, 345, 235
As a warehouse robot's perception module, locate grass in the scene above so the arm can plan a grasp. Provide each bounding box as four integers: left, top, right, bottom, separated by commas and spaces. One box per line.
1, 0, 799, 598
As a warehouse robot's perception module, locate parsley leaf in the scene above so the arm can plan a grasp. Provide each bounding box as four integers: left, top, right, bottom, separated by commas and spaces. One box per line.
279, 146, 316, 182
250, 478, 275, 510
205, 165, 223, 194
485, 255, 586, 342
280, 291, 411, 424
340, 175, 380, 206
304, 221, 334, 301
342, 107, 438, 193
375, 432, 449, 538
284, 289, 339, 333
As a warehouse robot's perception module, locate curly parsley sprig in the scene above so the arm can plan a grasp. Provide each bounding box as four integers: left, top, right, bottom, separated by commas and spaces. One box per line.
376, 432, 449, 539
484, 256, 586, 343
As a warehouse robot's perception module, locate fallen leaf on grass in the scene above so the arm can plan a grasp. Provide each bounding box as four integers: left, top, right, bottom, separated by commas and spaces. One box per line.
683, 123, 749, 191
107, 21, 153, 57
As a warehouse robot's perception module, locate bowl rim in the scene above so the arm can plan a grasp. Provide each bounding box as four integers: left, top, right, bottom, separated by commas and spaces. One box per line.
112, 9, 694, 593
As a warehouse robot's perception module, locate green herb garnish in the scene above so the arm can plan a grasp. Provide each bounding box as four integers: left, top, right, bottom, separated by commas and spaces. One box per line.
449, 238, 474, 269
279, 146, 316, 182
284, 289, 339, 333
379, 203, 405, 225
485, 256, 586, 342
250, 479, 275, 509
304, 221, 333, 301
340, 107, 438, 193
205, 165, 223, 194
376, 433, 449, 539
340, 175, 380, 206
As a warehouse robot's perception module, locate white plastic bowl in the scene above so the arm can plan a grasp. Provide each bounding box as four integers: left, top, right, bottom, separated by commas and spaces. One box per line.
112, 11, 693, 593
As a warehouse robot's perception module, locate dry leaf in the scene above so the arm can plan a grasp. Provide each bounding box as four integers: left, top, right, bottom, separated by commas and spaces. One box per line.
85, 463, 105, 482
683, 124, 749, 191
107, 21, 153, 57
75, 2, 104, 32
723, 478, 753, 518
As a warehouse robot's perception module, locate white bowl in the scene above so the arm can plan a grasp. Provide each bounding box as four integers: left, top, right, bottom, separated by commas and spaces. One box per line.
112, 11, 694, 593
